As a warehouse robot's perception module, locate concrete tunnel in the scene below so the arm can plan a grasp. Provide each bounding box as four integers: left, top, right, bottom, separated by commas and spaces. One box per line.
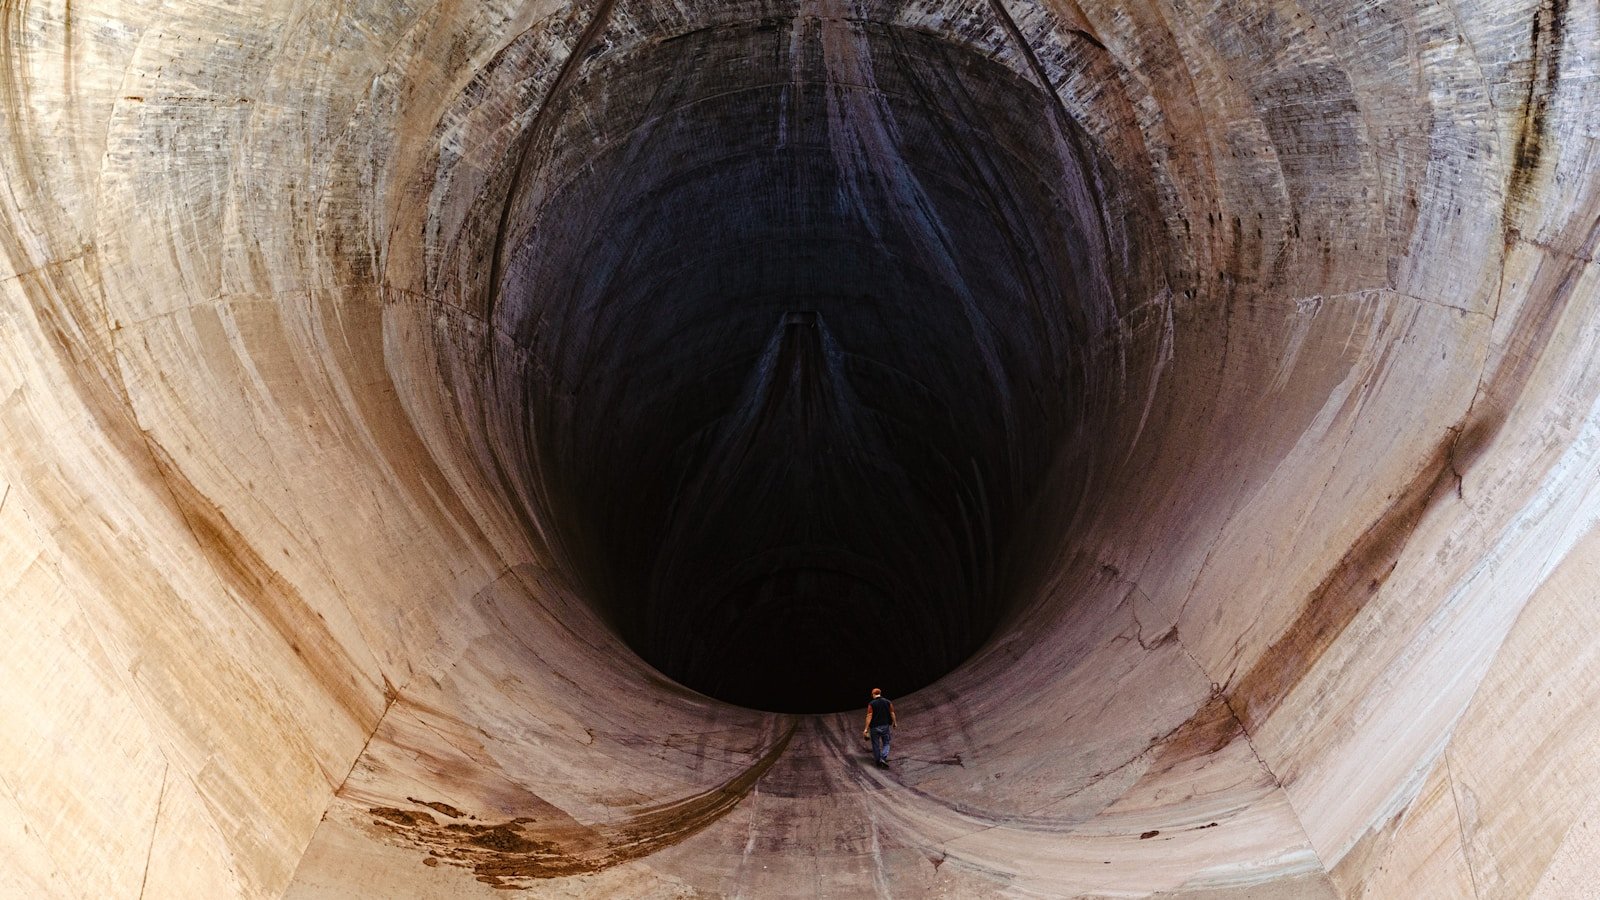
2, 0, 1599, 896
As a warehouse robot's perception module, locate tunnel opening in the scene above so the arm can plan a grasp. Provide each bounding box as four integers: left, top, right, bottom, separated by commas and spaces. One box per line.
10, 0, 1590, 891
474, 13, 1119, 713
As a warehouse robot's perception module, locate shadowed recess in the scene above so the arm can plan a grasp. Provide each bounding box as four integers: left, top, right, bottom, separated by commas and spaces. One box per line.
478, 14, 1116, 711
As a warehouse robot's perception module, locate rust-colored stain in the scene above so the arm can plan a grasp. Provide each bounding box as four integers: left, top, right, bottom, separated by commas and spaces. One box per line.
1229, 432, 1455, 734
1182, 78, 1595, 824
1152, 695, 1243, 770
145, 440, 382, 731
407, 797, 467, 819
372, 807, 433, 828
0, 121, 387, 741
1229, 220, 1589, 733
368, 723, 796, 886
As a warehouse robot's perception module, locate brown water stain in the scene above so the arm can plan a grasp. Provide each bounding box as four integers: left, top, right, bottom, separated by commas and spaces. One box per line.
373, 807, 434, 828
1504, 0, 1568, 231
145, 439, 382, 732
1, 33, 388, 742
1151, 695, 1243, 770
1229, 432, 1455, 733
407, 797, 466, 819
1456, 230, 1595, 480
1230, 211, 1590, 733
369, 722, 796, 885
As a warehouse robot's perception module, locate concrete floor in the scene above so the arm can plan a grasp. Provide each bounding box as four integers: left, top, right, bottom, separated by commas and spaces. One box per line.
2, 0, 1599, 896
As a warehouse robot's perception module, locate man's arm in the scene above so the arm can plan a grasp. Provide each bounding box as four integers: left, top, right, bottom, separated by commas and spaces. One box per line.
889, 701, 897, 728
863, 707, 872, 737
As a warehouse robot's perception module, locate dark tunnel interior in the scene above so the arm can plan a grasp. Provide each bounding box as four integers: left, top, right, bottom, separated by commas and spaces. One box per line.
476, 14, 1122, 712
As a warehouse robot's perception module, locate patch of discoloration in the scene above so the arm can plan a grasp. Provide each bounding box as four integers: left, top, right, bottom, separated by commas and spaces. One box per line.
368, 722, 796, 885
1151, 695, 1244, 770
1504, 0, 1569, 230
145, 440, 383, 731
372, 807, 434, 828
1229, 432, 1456, 733
1229, 221, 1591, 735
407, 797, 467, 819
1455, 229, 1597, 483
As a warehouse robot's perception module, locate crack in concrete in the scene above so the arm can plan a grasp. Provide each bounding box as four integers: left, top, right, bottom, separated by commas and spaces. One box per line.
135, 763, 169, 900
1446, 748, 1484, 899
330, 682, 401, 800
1446, 423, 1469, 500
0, 248, 91, 288
1211, 682, 1329, 878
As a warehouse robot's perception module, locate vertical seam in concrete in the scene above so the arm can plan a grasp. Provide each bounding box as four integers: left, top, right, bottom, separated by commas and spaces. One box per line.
279, 688, 398, 897
1197, 635, 1332, 879
983, 0, 1070, 148
290, 568, 497, 888
1446, 747, 1484, 898
1445, 249, 1511, 499
135, 763, 169, 900
1433, 2, 1493, 97
1086, 593, 1332, 881
328, 687, 400, 800
310, 569, 492, 815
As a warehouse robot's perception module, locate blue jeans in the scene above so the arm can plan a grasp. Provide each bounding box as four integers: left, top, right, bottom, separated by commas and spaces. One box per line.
870, 725, 892, 763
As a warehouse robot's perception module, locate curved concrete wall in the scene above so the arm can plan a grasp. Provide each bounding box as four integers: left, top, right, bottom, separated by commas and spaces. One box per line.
2, 0, 1597, 896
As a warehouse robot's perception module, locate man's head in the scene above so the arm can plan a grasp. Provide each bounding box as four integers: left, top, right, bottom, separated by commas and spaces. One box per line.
871, 688, 881, 698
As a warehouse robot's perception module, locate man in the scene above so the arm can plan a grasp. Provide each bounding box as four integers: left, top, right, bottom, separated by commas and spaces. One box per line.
862, 688, 897, 767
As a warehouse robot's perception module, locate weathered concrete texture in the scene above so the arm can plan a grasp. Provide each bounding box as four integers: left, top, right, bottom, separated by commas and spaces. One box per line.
2, 0, 1598, 896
